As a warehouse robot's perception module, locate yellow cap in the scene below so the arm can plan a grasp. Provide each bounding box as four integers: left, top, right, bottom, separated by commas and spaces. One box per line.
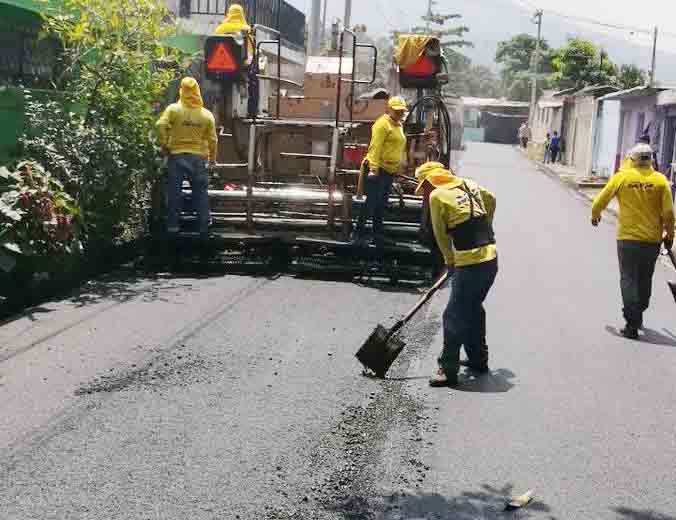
388, 96, 408, 111
414, 161, 460, 195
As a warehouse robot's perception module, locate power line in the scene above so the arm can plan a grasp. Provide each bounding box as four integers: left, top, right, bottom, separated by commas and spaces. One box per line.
543, 8, 651, 36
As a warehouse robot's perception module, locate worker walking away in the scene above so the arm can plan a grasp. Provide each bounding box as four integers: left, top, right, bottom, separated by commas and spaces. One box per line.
592, 143, 675, 340
157, 77, 218, 241
414, 162, 498, 387
355, 96, 408, 262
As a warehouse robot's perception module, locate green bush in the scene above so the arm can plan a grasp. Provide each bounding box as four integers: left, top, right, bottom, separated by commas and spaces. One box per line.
0, 161, 82, 279
17, 0, 186, 249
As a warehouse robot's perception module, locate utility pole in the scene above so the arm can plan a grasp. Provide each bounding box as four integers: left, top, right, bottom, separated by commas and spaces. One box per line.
529, 9, 543, 127
308, 0, 322, 56
649, 26, 658, 87
344, 0, 352, 31
321, 0, 328, 45
426, 0, 433, 31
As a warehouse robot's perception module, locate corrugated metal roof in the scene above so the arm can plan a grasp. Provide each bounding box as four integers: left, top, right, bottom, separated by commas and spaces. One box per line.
461, 97, 530, 108
538, 99, 564, 109
572, 85, 619, 97
599, 85, 672, 101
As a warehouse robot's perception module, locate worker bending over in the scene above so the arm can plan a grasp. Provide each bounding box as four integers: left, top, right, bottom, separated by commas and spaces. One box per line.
157, 77, 218, 240
415, 162, 498, 387
592, 143, 675, 340
356, 96, 408, 260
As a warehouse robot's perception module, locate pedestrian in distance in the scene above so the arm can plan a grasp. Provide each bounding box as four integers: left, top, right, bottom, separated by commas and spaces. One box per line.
157, 77, 218, 242
591, 143, 675, 340
549, 131, 561, 164
355, 96, 408, 263
518, 121, 531, 149
543, 132, 551, 164
414, 162, 498, 387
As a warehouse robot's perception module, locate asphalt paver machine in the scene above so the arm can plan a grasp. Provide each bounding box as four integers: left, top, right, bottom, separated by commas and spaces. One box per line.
151, 26, 462, 282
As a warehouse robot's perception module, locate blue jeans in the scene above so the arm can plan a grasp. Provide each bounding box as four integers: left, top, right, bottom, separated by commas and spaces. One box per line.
439, 258, 498, 376
356, 169, 394, 255
167, 154, 210, 234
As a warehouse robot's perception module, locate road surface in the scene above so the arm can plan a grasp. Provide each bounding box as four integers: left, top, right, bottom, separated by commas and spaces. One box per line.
2, 142, 676, 520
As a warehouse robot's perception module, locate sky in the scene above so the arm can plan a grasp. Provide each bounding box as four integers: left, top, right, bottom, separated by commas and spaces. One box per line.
287, 0, 676, 53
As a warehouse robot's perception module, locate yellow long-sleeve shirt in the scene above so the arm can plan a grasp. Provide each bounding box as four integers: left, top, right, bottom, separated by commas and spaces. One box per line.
430, 179, 497, 267
365, 114, 406, 175
157, 103, 218, 161
592, 165, 675, 243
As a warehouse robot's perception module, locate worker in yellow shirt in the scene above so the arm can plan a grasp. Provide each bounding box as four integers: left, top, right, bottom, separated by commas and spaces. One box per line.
157, 77, 218, 239
355, 96, 408, 259
213, 4, 257, 116
592, 143, 675, 340
214, 3, 254, 64
414, 162, 498, 387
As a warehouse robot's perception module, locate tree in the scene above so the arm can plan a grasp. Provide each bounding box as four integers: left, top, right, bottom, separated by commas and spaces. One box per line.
618, 64, 647, 90
443, 50, 501, 98
495, 33, 553, 101
20, 0, 185, 247
407, 6, 472, 57
550, 38, 618, 89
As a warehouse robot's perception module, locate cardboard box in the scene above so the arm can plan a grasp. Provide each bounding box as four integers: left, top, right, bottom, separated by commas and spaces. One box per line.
269, 96, 387, 122
304, 56, 353, 100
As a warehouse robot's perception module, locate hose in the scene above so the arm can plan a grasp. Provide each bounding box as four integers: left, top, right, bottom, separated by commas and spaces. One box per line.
403, 95, 453, 169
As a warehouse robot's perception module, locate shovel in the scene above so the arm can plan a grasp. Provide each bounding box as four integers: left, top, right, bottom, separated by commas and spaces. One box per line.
665, 248, 676, 303
356, 271, 449, 378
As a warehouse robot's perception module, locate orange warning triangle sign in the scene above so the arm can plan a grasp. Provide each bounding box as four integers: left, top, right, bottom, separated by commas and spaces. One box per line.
207, 42, 238, 72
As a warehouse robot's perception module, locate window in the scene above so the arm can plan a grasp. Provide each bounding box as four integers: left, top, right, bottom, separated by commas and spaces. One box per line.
0, 27, 60, 89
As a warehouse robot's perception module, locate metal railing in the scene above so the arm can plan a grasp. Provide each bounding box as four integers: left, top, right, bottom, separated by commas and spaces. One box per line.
334, 29, 378, 127
182, 0, 306, 49
253, 24, 282, 121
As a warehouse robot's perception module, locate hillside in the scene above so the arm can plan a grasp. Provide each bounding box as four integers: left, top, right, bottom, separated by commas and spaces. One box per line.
289, 0, 676, 84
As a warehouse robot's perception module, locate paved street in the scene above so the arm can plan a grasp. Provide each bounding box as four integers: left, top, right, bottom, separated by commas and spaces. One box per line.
2, 142, 676, 519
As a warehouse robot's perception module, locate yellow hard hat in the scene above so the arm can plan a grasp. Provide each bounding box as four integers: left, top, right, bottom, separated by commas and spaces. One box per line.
414, 161, 460, 195
388, 96, 408, 111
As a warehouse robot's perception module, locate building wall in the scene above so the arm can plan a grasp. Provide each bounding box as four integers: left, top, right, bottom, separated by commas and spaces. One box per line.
617, 96, 658, 159
594, 99, 621, 177
562, 96, 595, 173
532, 102, 563, 144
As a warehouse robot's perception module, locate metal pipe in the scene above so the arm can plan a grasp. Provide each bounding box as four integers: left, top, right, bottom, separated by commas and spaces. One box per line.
335, 31, 345, 127
247, 123, 257, 231
276, 25, 282, 120
321, 0, 328, 46
328, 127, 340, 232
344, 0, 352, 31
309, 0, 322, 56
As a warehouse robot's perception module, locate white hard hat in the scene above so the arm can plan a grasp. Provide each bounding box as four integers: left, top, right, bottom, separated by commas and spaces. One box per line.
629, 143, 653, 162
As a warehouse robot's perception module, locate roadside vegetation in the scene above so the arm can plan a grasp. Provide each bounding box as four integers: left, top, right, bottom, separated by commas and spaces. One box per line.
1, 0, 188, 310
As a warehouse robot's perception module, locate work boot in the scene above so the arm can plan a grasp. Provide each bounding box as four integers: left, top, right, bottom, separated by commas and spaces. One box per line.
460, 359, 489, 374
620, 325, 639, 340
429, 368, 458, 388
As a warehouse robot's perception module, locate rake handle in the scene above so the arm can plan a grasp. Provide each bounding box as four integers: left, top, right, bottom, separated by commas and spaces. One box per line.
388, 271, 449, 339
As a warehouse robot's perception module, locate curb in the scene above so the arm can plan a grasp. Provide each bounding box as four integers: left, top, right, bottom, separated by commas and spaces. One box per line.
523, 151, 620, 219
